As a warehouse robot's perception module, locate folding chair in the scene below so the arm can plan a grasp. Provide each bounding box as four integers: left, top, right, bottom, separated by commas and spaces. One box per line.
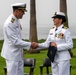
24, 58, 36, 75
39, 58, 52, 75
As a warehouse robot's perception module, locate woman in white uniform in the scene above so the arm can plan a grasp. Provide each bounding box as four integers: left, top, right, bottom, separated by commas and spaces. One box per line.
37, 12, 73, 75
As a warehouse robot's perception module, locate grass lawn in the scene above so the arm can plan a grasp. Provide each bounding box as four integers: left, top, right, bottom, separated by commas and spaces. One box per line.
0, 39, 76, 75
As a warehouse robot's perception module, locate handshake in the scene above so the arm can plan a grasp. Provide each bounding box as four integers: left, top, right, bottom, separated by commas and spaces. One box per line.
31, 42, 38, 49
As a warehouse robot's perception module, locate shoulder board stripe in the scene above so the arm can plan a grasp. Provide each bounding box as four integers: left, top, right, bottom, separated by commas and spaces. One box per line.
11, 18, 15, 23
62, 26, 67, 29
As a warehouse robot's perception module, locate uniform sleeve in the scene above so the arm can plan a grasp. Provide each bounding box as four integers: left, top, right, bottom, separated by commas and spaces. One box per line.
57, 29, 73, 51
37, 31, 51, 50
5, 24, 31, 50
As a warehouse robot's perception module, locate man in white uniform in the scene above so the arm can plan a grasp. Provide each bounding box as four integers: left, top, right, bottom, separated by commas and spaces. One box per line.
1, 3, 37, 75
37, 12, 73, 75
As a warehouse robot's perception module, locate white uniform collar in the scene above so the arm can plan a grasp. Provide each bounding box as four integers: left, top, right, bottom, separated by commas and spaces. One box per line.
55, 24, 64, 30
11, 14, 18, 21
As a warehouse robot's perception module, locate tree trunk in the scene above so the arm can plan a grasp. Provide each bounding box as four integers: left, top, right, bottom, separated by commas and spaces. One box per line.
60, 0, 73, 57
28, 0, 40, 53
30, 0, 38, 42
60, 0, 68, 27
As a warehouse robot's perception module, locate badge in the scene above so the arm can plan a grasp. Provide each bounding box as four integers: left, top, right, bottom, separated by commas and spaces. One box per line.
58, 33, 64, 38
55, 33, 57, 37
55, 33, 64, 38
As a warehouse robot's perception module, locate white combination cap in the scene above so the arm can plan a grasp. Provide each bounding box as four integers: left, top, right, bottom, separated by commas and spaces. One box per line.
52, 12, 66, 22
11, 3, 27, 12
11, 3, 26, 7
56, 12, 65, 16
52, 12, 65, 18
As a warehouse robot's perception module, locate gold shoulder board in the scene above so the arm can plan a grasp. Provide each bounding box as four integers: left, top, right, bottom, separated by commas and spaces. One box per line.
11, 18, 15, 23
62, 26, 67, 29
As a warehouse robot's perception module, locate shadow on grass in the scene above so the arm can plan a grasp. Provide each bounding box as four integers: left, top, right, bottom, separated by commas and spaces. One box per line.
72, 66, 76, 69
72, 55, 76, 58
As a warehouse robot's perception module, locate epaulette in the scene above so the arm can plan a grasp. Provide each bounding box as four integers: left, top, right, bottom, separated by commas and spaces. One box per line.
11, 18, 15, 23
50, 27, 54, 29
62, 26, 68, 29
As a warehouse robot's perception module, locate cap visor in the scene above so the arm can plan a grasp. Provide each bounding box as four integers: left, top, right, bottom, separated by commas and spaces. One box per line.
52, 16, 56, 18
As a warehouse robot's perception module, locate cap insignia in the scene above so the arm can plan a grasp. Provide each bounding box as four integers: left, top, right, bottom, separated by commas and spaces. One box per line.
54, 12, 57, 16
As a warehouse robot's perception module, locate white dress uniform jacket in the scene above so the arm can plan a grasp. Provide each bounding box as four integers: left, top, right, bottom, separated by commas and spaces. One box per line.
38, 24, 73, 62
1, 14, 31, 61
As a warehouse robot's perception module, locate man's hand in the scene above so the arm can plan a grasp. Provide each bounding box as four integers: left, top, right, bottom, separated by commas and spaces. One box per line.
31, 42, 38, 49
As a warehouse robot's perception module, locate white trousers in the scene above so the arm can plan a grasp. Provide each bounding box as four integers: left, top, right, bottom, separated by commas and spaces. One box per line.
51, 60, 70, 75
6, 60, 24, 75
